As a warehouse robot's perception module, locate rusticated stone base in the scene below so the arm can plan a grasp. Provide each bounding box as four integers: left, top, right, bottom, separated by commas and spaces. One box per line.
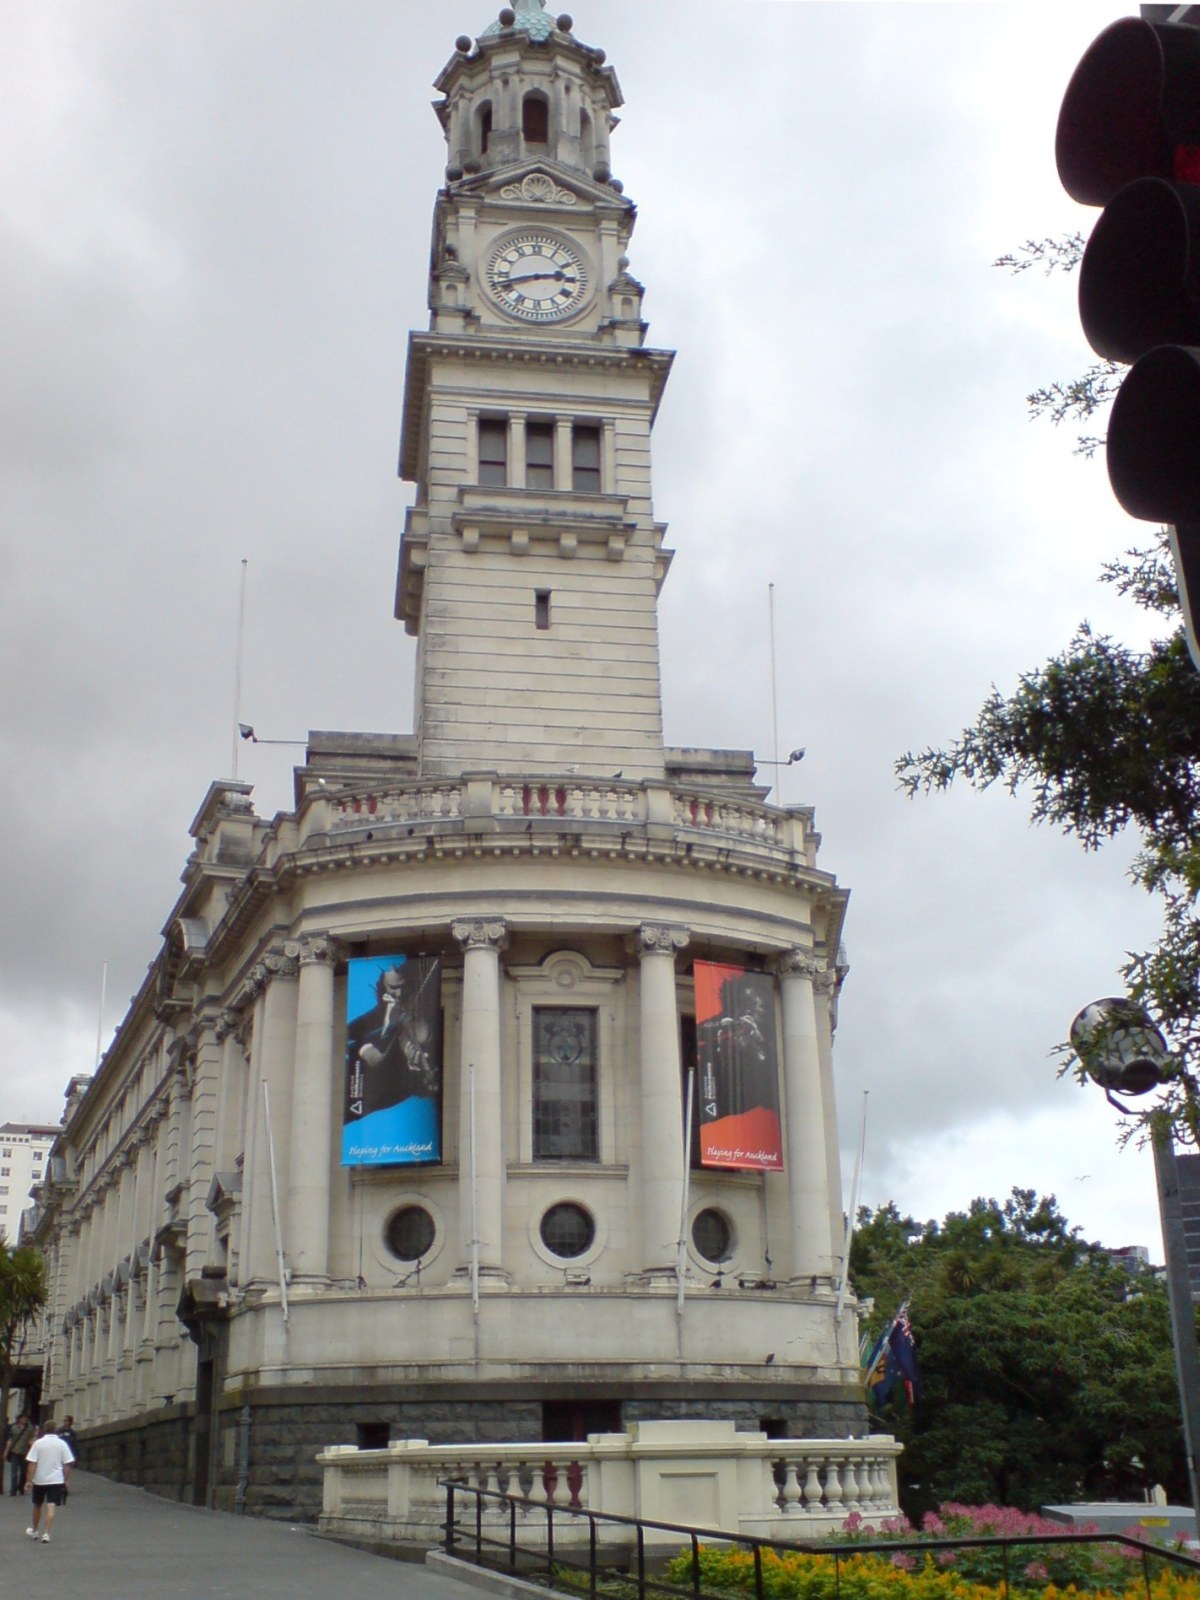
73, 1388, 867, 1525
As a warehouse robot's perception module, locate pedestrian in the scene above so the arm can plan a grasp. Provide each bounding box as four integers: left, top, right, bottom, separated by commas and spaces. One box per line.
3, 1413, 34, 1496
57, 1417, 78, 1483
24, 1420, 73, 1544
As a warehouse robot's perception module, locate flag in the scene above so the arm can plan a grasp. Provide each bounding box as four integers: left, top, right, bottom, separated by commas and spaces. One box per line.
863, 1301, 921, 1410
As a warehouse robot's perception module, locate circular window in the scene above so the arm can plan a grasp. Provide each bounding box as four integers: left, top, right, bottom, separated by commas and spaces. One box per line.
385, 1205, 436, 1262
539, 1202, 595, 1260
691, 1208, 734, 1264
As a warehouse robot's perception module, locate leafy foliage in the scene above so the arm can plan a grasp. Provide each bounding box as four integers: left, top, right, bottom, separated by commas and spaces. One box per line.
851, 1193, 1186, 1518
664, 1539, 1200, 1600
0, 1240, 47, 1449
992, 234, 1117, 456
896, 367, 1200, 1135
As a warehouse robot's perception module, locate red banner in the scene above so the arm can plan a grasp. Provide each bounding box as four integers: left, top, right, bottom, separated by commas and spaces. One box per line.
695, 962, 783, 1170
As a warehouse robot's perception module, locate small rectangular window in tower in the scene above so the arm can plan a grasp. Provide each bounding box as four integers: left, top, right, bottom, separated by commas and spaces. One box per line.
535, 589, 551, 630
478, 417, 508, 486
526, 420, 555, 489
572, 423, 602, 492
533, 1008, 598, 1161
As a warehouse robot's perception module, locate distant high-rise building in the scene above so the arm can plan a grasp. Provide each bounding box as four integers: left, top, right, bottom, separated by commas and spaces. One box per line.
0, 1123, 58, 1243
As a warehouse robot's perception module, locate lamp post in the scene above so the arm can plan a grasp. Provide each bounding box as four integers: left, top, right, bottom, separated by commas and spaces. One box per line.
1070, 998, 1200, 1535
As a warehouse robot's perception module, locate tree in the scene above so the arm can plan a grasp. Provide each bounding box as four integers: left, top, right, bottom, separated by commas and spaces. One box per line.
851, 1191, 1186, 1518
0, 1240, 47, 1449
897, 238, 1200, 1144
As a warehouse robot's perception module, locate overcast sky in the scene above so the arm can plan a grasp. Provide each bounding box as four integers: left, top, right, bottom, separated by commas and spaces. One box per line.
1, 1, 1171, 1256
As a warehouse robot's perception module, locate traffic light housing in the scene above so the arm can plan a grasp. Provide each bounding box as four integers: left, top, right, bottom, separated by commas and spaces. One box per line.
1057, 18, 1200, 664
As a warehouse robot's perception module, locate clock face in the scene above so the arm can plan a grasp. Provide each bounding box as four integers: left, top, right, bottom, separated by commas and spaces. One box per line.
484, 231, 590, 323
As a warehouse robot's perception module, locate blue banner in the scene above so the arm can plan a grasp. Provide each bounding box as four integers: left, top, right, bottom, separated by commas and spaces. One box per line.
342, 954, 442, 1166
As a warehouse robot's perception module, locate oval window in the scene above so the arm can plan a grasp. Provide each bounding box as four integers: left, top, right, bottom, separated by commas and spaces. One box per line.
385, 1205, 436, 1262
691, 1207, 733, 1264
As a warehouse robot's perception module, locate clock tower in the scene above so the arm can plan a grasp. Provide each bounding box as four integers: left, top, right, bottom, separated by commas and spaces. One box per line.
398, 0, 674, 782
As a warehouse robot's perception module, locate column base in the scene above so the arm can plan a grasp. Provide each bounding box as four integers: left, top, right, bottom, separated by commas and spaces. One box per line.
627, 1266, 681, 1288
451, 1264, 513, 1288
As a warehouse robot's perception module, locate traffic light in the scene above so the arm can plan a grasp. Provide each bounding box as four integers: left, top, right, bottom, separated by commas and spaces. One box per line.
1057, 17, 1200, 665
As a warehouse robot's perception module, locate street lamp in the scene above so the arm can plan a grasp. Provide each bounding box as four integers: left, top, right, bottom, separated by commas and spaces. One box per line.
1069, 997, 1200, 1534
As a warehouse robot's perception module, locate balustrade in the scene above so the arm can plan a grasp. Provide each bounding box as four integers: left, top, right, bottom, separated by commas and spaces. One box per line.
318, 1427, 901, 1548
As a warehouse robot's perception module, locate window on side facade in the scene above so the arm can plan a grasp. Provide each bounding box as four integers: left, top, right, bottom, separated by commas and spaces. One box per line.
533, 1007, 598, 1161
572, 423, 601, 492
526, 419, 555, 489
478, 417, 508, 485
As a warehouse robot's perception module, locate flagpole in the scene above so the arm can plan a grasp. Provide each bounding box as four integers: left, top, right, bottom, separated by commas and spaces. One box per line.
676, 1068, 696, 1318
469, 1063, 480, 1318
262, 1079, 289, 1324
835, 1090, 869, 1323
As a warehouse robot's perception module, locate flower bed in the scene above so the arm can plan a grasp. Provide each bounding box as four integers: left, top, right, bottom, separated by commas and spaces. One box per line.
663, 1505, 1200, 1600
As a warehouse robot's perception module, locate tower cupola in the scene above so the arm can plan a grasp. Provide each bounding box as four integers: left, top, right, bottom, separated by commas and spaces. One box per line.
437, 0, 623, 185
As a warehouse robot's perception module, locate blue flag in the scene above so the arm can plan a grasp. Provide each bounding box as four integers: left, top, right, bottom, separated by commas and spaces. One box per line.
864, 1302, 920, 1410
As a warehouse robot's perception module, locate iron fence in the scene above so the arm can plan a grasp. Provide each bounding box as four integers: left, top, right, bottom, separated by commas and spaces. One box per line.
441, 1478, 1200, 1600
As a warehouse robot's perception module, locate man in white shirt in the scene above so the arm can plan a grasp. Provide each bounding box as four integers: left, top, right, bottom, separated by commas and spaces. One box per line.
24, 1421, 74, 1544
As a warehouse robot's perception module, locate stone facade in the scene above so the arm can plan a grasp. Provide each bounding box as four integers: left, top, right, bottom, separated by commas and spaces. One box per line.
24, 0, 864, 1522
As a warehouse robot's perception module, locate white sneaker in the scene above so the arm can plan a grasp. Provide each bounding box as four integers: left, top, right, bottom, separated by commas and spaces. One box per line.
41, 1535, 49, 1544
24, 1528, 34, 1538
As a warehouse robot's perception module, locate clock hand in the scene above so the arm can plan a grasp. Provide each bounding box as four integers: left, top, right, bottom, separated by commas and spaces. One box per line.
504, 269, 576, 285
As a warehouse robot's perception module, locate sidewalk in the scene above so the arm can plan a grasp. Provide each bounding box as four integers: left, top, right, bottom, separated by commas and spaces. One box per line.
1, 1470, 489, 1598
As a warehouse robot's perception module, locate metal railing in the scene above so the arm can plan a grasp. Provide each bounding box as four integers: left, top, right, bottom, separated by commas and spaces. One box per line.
441, 1478, 1200, 1600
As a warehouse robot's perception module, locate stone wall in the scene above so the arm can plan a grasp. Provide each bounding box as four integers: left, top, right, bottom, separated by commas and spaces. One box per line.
74, 1390, 868, 1523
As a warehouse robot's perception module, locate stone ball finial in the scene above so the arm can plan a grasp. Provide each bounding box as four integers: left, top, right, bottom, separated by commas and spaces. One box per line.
499, 7, 516, 25
455, 34, 472, 53
556, 13, 573, 29
592, 160, 610, 183
610, 179, 624, 193
592, 47, 606, 64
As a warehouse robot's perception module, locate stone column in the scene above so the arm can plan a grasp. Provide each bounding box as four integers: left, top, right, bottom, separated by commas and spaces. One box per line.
240, 947, 300, 1288
186, 1015, 225, 1280
637, 924, 689, 1273
778, 949, 835, 1281
452, 919, 508, 1276
288, 934, 340, 1283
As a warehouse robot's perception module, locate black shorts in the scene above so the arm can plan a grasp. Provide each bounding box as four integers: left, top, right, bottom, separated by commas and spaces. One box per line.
31, 1484, 65, 1507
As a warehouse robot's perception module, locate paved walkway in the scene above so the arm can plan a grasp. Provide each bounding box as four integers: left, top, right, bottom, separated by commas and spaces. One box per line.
0, 1471, 489, 1598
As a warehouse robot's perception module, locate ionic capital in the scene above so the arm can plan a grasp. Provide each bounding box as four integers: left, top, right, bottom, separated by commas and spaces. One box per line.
298, 932, 341, 968
248, 945, 300, 994
214, 1008, 241, 1042
638, 924, 690, 958
452, 918, 508, 953
777, 947, 826, 983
